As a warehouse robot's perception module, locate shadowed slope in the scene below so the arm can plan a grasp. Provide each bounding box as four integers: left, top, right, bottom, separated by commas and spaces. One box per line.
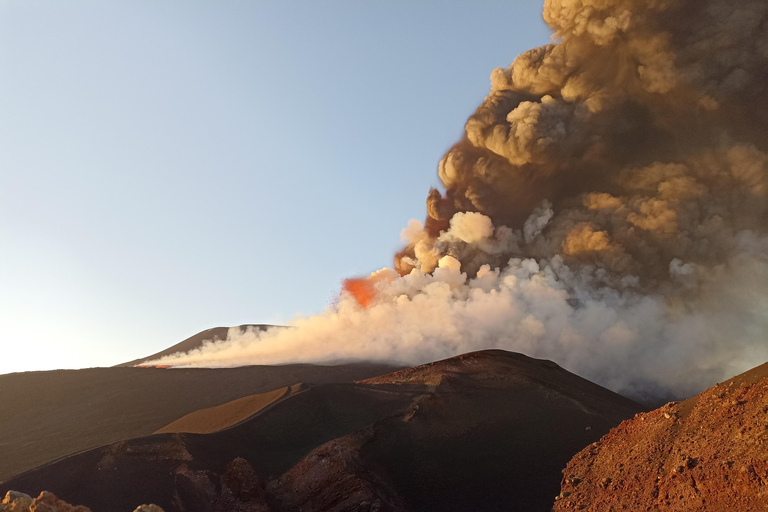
1, 383, 416, 512
272, 350, 644, 512
0, 362, 401, 482
1, 350, 644, 512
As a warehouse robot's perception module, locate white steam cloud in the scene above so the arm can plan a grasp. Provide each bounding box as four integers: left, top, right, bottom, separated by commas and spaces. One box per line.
149, 210, 768, 401
148, 0, 768, 402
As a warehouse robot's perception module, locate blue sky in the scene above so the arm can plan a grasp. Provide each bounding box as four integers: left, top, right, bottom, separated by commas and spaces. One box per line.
0, 1, 551, 374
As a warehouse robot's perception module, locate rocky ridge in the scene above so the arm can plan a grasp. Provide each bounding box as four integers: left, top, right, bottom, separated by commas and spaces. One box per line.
1, 350, 644, 512
553, 361, 768, 511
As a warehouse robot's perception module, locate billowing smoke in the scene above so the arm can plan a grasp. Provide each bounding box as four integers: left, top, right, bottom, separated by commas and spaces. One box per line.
148, 0, 768, 401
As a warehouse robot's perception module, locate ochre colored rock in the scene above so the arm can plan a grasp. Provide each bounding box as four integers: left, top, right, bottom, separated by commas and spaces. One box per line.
2, 491, 33, 512
3, 490, 164, 512
27, 491, 90, 512
132, 505, 164, 512
554, 364, 768, 511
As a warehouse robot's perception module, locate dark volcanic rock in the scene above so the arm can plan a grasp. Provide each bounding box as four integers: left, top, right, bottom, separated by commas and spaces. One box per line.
1, 383, 415, 512
213, 458, 270, 512
264, 350, 647, 511
269, 431, 408, 512
553, 361, 768, 511
1, 350, 644, 512
0, 362, 401, 482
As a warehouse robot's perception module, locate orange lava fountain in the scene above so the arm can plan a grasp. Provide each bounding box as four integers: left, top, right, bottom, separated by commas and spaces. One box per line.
342, 278, 376, 308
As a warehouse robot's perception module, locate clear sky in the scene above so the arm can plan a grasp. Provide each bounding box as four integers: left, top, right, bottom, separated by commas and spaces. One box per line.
0, 1, 551, 375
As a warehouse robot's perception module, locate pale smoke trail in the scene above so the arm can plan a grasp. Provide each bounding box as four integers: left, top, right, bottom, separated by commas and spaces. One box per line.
149, 0, 768, 401
150, 211, 768, 401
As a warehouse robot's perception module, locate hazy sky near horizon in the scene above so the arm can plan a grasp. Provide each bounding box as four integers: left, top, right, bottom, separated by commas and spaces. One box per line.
0, 1, 551, 375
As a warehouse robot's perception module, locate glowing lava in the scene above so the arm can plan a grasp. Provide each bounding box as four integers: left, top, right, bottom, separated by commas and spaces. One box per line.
342, 278, 376, 308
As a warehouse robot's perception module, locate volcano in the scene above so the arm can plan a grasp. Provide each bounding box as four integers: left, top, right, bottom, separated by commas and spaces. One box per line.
0, 325, 401, 483
1, 350, 643, 512
116, 325, 278, 368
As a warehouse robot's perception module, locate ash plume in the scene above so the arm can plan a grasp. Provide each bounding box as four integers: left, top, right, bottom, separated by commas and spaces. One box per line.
149, 0, 768, 401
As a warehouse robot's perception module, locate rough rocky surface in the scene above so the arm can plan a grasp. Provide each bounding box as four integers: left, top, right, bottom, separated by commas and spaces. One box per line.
212, 458, 270, 512
1, 492, 33, 512
269, 432, 408, 512
1, 491, 166, 512
553, 361, 768, 511
1, 491, 94, 512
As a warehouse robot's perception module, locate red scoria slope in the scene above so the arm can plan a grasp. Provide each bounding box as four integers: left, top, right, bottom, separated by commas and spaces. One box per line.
553, 361, 768, 511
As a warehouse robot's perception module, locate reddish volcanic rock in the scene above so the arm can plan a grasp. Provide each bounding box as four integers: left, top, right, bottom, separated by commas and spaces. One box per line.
214, 458, 270, 512
269, 432, 407, 512
553, 362, 768, 511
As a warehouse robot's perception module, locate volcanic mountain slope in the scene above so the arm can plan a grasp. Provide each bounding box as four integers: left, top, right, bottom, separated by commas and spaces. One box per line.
1, 350, 644, 512
553, 361, 768, 511
117, 324, 274, 367
155, 383, 306, 435
0, 361, 401, 482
